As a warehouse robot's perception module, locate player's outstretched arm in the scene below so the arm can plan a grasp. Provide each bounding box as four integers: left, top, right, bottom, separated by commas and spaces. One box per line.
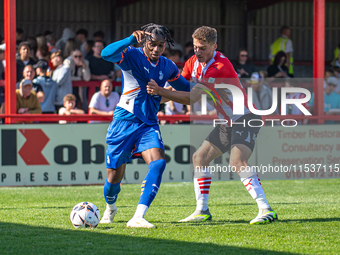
101, 31, 151, 62
147, 79, 204, 105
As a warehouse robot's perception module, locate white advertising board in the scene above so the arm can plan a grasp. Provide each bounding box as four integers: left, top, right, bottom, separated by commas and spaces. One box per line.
0, 124, 339, 186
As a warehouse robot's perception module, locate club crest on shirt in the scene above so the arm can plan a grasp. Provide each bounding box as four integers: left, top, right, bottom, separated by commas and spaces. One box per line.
208, 77, 215, 83
159, 71, 164, 80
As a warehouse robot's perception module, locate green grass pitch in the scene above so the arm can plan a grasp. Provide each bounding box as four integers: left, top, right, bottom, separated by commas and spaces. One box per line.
1, 179, 339, 254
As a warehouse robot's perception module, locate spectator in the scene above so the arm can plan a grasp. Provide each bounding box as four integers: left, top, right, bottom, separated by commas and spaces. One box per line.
64, 49, 91, 81
16, 79, 42, 123
232, 48, 257, 78
85, 40, 94, 57
33, 59, 58, 113
64, 49, 91, 111
16, 41, 37, 82
51, 50, 72, 112
269, 25, 294, 76
76, 28, 88, 58
63, 38, 78, 58
46, 33, 58, 54
16, 65, 45, 103
309, 76, 340, 124
56, 28, 75, 53
248, 72, 278, 114
86, 40, 116, 81
88, 79, 119, 123
36, 44, 50, 63
26, 36, 38, 61
267, 51, 290, 81
169, 49, 182, 64
59, 94, 85, 124
93, 30, 105, 42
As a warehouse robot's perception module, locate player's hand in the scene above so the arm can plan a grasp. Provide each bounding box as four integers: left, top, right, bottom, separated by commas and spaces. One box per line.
132, 30, 152, 43
147, 79, 160, 95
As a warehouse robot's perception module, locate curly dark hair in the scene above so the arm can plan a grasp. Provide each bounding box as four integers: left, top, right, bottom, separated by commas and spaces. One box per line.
141, 23, 174, 47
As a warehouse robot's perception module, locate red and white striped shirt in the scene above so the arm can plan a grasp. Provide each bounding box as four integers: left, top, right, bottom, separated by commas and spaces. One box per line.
182, 51, 251, 124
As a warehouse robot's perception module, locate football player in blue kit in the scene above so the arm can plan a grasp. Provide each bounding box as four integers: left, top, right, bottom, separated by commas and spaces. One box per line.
99, 24, 192, 228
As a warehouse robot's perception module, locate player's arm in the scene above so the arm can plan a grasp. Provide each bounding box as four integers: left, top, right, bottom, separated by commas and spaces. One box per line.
147, 79, 204, 105
160, 86, 174, 103
101, 31, 151, 63
89, 107, 113, 116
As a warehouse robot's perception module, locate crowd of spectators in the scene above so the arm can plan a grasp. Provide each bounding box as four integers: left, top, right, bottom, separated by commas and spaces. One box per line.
0, 25, 340, 124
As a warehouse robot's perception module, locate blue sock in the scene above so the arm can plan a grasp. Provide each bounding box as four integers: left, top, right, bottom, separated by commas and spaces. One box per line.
138, 159, 166, 207
103, 179, 121, 204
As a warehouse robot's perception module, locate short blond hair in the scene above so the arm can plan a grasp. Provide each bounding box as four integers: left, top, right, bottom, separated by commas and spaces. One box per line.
51, 50, 63, 59
63, 94, 76, 102
192, 26, 217, 45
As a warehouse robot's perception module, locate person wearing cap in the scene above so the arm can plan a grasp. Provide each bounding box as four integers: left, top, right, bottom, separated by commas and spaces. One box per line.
309, 76, 340, 124
247, 72, 278, 114
51, 50, 72, 112
33, 59, 59, 113
16, 65, 45, 103
16, 79, 42, 120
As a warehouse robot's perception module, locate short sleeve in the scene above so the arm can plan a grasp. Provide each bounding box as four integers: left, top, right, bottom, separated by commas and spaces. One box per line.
285, 40, 293, 53
58, 107, 67, 115
88, 92, 100, 109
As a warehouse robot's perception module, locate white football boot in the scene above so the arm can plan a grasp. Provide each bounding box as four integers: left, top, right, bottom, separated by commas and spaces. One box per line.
126, 217, 156, 229
100, 203, 117, 224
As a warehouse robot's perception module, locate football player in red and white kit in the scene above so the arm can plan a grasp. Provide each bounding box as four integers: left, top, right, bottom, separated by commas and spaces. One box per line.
147, 26, 277, 224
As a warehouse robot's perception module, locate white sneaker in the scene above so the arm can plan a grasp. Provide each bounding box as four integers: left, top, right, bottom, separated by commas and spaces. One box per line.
99, 204, 117, 224
126, 217, 156, 229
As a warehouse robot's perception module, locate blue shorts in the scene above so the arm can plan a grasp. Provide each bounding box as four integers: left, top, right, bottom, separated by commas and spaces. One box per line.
106, 118, 164, 169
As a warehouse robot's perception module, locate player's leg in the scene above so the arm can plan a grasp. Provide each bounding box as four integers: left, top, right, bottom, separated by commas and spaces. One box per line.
179, 140, 222, 222
100, 165, 126, 223
127, 124, 166, 228
229, 114, 277, 224
230, 144, 277, 224
100, 119, 137, 224
127, 148, 165, 228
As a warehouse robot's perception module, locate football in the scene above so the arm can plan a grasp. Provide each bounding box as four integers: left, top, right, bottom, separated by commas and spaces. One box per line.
70, 202, 100, 229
